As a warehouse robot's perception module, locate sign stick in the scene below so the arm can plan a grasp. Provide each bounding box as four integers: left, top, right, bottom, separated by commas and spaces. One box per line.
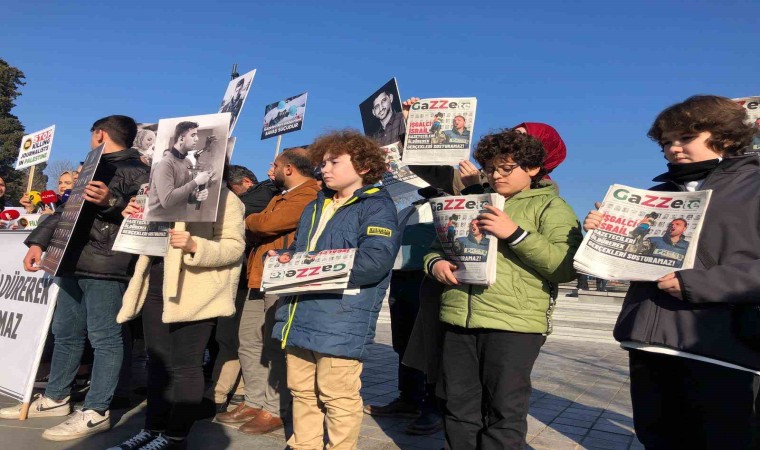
274, 135, 282, 158
19, 403, 30, 421
26, 166, 36, 192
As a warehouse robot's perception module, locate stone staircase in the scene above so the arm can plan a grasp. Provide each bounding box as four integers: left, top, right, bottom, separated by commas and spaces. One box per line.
550, 281, 627, 343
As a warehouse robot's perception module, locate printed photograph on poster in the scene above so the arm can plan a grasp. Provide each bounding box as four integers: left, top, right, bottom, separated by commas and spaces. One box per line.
359, 78, 406, 147
16, 125, 56, 170
733, 96, 760, 155
40, 144, 105, 276
380, 142, 428, 211
146, 113, 230, 223
218, 68, 256, 134
402, 98, 477, 166
133, 123, 158, 165
261, 92, 308, 140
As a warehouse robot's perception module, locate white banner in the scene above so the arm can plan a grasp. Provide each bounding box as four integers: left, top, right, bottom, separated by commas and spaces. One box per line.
15, 125, 55, 170
0, 231, 59, 403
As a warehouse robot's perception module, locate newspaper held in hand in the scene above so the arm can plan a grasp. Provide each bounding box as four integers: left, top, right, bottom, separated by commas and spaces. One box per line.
261, 249, 358, 295
430, 193, 505, 285
402, 98, 477, 166
733, 95, 760, 155
573, 184, 712, 281
381, 142, 429, 211
113, 183, 170, 256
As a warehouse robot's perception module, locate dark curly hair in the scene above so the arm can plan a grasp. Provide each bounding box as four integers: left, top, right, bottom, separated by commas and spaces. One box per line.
648, 95, 756, 157
309, 129, 388, 184
474, 129, 547, 187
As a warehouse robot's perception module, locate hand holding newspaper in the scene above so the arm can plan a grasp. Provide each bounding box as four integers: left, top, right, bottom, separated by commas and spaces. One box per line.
430, 193, 505, 285
112, 183, 170, 256
261, 249, 358, 295
573, 184, 712, 281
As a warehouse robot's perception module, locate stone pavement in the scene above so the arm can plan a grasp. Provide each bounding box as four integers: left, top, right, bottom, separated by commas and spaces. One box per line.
0, 294, 644, 449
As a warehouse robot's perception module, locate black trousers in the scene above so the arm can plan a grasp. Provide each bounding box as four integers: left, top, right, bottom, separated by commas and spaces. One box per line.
389, 270, 427, 405
442, 325, 545, 450
142, 281, 215, 438
629, 349, 759, 450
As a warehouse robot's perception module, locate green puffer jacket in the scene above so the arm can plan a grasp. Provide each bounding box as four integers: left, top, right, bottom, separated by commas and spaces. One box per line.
424, 184, 582, 334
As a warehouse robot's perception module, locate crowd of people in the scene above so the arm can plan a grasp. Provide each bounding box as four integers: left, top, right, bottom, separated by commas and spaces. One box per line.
0, 94, 757, 450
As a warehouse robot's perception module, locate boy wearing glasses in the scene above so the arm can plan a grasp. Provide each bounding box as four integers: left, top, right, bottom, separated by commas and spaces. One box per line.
425, 129, 582, 449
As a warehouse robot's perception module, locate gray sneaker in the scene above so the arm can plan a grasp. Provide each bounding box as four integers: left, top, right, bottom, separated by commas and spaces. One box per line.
0, 394, 71, 419
42, 409, 111, 441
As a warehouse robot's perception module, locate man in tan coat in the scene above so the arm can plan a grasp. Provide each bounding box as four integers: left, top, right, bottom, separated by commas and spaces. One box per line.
216, 147, 320, 435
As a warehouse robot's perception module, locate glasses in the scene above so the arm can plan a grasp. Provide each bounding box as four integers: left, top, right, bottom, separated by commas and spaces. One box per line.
483, 163, 520, 177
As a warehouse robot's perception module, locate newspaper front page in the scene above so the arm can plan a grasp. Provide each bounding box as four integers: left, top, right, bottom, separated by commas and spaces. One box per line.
112, 183, 170, 256
574, 184, 712, 281
733, 95, 760, 155
381, 142, 429, 211
402, 98, 477, 166
430, 194, 504, 285
261, 249, 357, 295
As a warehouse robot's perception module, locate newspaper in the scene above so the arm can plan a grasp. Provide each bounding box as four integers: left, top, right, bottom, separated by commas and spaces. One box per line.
430, 194, 505, 285
112, 183, 170, 256
573, 184, 712, 281
733, 95, 760, 155
261, 249, 358, 295
402, 98, 477, 166
381, 142, 429, 211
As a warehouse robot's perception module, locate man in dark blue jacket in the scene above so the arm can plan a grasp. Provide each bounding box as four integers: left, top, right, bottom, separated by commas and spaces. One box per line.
272, 130, 400, 450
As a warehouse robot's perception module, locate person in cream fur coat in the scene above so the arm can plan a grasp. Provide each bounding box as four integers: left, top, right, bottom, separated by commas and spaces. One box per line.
109, 186, 245, 450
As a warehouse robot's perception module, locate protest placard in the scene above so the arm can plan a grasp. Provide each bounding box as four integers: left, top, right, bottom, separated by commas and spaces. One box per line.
360, 78, 406, 147
40, 144, 104, 276
219, 69, 256, 134
0, 231, 60, 405
15, 125, 55, 171
113, 183, 170, 256
261, 93, 308, 140
145, 113, 231, 223
733, 95, 760, 155
402, 98, 477, 165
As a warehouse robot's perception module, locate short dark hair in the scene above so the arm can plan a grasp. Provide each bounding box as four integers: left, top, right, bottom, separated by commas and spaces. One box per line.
91, 115, 137, 148
278, 148, 315, 178
648, 95, 756, 157
228, 165, 258, 185
309, 130, 387, 184
474, 129, 547, 187
174, 121, 199, 142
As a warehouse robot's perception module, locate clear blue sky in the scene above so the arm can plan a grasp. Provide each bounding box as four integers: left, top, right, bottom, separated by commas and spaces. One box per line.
3, 0, 758, 216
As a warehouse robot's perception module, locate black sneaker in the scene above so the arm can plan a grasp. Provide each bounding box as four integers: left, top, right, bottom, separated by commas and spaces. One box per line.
140, 435, 185, 449
405, 410, 443, 435
363, 397, 420, 418
106, 429, 158, 450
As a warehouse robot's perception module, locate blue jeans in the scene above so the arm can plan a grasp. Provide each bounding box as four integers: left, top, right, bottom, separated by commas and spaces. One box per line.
46, 277, 125, 411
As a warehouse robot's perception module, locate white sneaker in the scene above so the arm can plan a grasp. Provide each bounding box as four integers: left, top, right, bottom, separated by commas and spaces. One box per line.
0, 394, 71, 419
42, 409, 111, 441
106, 429, 159, 450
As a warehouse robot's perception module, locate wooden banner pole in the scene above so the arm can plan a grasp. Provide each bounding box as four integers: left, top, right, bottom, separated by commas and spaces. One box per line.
26, 165, 36, 192
19, 402, 30, 421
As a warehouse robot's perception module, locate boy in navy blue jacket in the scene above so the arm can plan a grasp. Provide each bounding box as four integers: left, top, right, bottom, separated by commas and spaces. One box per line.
272, 130, 400, 450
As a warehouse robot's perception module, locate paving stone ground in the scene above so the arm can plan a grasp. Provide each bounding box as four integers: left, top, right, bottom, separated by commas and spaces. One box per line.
0, 298, 644, 449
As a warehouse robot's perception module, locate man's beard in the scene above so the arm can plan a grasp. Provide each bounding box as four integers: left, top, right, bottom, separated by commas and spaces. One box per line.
273, 175, 286, 190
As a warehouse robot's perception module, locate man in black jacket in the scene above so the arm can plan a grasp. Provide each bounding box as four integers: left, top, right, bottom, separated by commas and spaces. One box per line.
0, 116, 149, 442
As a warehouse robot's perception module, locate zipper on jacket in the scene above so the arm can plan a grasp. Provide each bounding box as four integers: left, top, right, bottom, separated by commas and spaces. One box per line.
465, 284, 474, 327
545, 282, 557, 335
281, 295, 299, 349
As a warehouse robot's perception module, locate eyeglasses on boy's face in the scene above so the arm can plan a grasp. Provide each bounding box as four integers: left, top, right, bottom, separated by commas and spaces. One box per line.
482, 163, 520, 177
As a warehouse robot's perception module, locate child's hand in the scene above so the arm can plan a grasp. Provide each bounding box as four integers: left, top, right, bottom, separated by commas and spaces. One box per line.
478, 205, 518, 239
458, 160, 481, 187
583, 202, 603, 232
657, 272, 683, 300
432, 260, 459, 285
121, 197, 140, 218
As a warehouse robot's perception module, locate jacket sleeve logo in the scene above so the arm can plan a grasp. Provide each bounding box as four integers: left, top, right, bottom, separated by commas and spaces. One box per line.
367, 226, 392, 237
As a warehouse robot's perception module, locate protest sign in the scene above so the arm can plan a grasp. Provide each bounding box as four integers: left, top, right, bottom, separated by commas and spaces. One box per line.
380, 142, 428, 211
40, 144, 104, 276
261, 249, 357, 295
145, 113, 231, 223
402, 98, 477, 166
113, 183, 170, 256
360, 78, 406, 147
261, 93, 308, 140
0, 208, 41, 231
733, 95, 760, 155
218, 69, 256, 134
15, 125, 55, 171
0, 231, 59, 404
